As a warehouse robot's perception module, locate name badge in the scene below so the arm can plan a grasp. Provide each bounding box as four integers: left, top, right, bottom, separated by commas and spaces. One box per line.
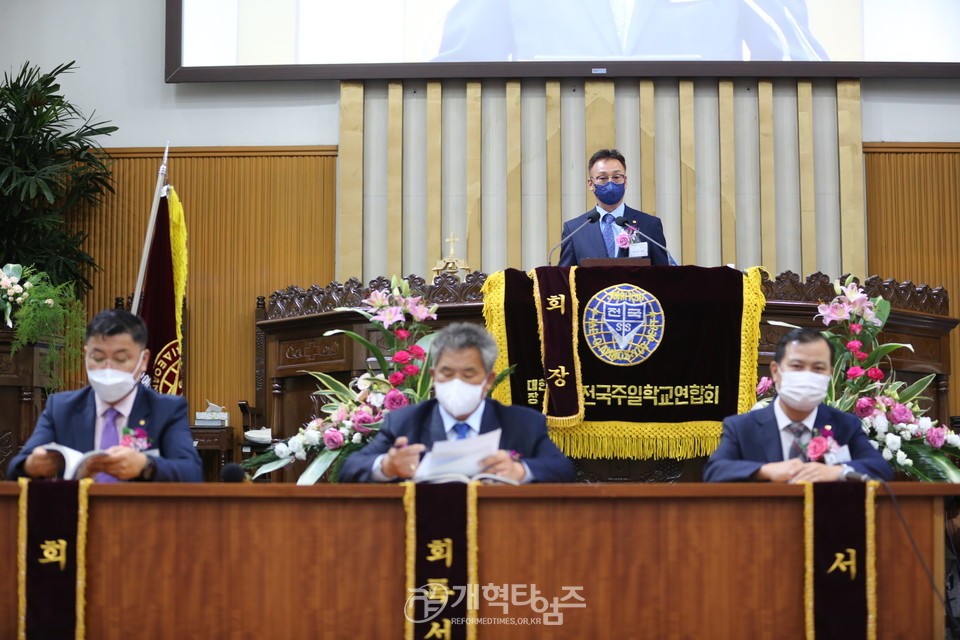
628, 242, 648, 258
824, 445, 852, 465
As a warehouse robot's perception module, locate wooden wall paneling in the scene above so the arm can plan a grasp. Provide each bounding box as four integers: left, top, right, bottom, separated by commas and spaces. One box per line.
426, 81, 443, 266
545, 80, 562, 258
718, 80, 737, 267
505, 80, 523, 269
338, 82, 364, 281
679, 79, 697, 265
837, 79, 866, 279
72, 146, 337, 439
638, 79, 657, 216
584, 80, 616, 212
865, 144, 960, 416
758, 80, 777, 272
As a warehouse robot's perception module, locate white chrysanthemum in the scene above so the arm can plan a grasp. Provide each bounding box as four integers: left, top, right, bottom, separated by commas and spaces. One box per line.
874, 414, 889, 434
884, 433, 901, 452
947, 433, 960, 448
352, 432, 363, 444
288, 435, 305, 458
342, 420, 353, 429
354, 373, 373, 391
882, 447, 893, 461
896, 450, 910, 465
368, 392, 385, 408
23, 281, 32, 289
303, 429, 321, 446
273, 442, 291, 458
918, 416, 933, 430
15, 297, 23, 304
870, 440, 880, 450
339, 427, 350, 437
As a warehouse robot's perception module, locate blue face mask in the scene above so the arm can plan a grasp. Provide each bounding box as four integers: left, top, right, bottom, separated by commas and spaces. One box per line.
593, 181, 625, 206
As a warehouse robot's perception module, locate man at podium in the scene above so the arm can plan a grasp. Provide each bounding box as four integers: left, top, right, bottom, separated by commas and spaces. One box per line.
703, 328, 892, 483
558, 148, 671, 267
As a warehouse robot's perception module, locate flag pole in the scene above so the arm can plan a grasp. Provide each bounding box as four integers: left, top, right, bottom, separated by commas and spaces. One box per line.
131, 143, 169, 316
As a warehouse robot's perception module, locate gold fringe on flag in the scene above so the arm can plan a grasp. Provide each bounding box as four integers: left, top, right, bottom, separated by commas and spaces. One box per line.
403, 482, 416, 640
803, 481, 815, 640
75, 478, 92, 640
466, 482, 480, 640
481, 271, 512, 406
866, 481, 878, 640
166, 187, 188, 346
549, 421, 722, 459
17, 478, 28, 640
738, 266, 767, 413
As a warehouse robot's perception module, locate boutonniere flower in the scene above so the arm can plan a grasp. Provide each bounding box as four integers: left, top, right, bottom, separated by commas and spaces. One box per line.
120, 427, 152, 452
805, 425, 840, 462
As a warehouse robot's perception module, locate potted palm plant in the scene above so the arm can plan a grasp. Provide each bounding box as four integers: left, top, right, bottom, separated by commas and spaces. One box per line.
0, 60, 116, 383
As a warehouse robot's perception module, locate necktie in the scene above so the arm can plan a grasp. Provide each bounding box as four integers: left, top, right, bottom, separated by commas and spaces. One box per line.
786, 422, 808, 461
601, 213, 617, 258
96, 407, 121, 483
453, 422, 470, 440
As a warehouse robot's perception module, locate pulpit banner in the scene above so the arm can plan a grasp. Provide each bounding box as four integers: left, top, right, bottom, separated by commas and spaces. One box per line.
804, 481, 878, 640
17, 478, 92, 640
483, 265, 764, 459
404, 482, 479, 640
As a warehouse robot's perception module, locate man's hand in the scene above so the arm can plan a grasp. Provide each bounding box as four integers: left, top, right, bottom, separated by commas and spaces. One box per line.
789, 461, 843, 484
85, 447, 149, 481
754, 458, 804, 483
381, 437, 427, 479
480, 450, 526, 482
24, 446, 63, 478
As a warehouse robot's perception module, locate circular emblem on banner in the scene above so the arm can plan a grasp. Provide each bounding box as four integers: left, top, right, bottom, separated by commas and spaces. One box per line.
582, 284, 665, 366
151, 339, 183, 395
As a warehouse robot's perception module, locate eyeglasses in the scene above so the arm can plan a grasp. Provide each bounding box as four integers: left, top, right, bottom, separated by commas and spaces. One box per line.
591, 174, 625, 185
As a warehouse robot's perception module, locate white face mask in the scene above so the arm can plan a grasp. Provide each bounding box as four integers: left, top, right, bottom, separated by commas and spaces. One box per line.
87, 352, 144, 404
434, 377, 486, 418
776, 370, 831, 413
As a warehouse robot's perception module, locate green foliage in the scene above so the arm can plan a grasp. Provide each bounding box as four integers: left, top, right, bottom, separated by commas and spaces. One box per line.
3, 263, 84, 386
0, 61, 117, 294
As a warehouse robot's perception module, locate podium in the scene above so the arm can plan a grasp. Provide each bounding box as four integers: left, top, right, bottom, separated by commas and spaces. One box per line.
1, 482, 954, 638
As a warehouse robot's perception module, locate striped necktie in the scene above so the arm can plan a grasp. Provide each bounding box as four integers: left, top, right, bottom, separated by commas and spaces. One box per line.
786, 422, 808, 461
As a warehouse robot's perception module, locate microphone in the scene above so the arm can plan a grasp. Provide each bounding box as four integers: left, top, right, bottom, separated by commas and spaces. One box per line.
220, 462, 248, 483
844, 470, 872, 483
614, 216, 679, 266
547, 211, 601, 266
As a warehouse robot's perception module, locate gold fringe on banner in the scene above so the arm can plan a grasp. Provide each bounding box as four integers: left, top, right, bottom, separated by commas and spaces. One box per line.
403, 482, 416, 640
466, 482, 480, 640
167, 187, 188, 346
531, 267, 585, 428
17, 478, 28, 640
549, 421, 722, 459
481, 271, 512, 406
866, 481, 878, 640
803, 481, 815, 640
738, 266, 767, 413
75, 478, 92, 640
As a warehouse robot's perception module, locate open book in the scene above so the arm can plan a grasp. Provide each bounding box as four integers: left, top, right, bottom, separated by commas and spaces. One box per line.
413, 428, 518, 484
44, 443, 159, 480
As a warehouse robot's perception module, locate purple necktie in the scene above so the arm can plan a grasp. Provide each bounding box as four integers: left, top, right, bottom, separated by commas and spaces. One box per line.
601, 213, 617, 258
95, 407, 121, 483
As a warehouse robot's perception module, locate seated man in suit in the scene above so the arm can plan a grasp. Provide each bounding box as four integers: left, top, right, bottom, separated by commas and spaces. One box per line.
703, 327, 892, 483
339, 322, 575, 483
558, 148, 671, 267
8, 309, 203, 482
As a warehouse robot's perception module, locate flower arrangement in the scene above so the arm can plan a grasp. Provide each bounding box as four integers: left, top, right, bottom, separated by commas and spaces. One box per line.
2, 263, 85, 384
120, 427, 152, 452
804, 425, 840, 462
767, 276, 960, 481
615, 225, 643, 250
241, 276, 438, 484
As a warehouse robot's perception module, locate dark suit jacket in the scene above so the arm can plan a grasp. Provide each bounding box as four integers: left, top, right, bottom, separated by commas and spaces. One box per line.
558, 206, 669, 267
702, 403, 893, 482
338, 398, 575, 483
7, 386, 203, 482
